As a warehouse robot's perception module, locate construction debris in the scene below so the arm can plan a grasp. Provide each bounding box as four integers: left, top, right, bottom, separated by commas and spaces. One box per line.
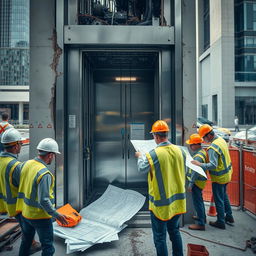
0, 217, 21, 252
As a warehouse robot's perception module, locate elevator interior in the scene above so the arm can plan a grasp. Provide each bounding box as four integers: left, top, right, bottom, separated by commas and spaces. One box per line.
82, 51, 159, 206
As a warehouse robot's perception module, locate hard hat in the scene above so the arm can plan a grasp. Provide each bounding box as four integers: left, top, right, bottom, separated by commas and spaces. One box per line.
198, 124, 213, 138
37, 138, 60, 154
150, 120, 170, 133
1, 128, 22, 144
186, 134, 203, 144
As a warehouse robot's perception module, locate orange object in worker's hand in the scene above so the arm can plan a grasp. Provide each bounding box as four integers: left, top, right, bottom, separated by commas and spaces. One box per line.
56, 203, 82, 227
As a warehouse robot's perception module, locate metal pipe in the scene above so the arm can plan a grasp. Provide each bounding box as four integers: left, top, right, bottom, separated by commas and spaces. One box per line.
239, 144, 244, 210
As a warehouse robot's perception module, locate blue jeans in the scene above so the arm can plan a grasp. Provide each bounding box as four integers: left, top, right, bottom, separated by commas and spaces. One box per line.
192, 185, 206, 226
150, 212, 183, 256
19, 215, 54, 256
212, 183, 233, 224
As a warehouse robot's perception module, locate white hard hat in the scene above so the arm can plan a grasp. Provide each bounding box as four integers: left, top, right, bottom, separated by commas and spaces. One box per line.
37, 138, 61, 154
1, 128, 22, 144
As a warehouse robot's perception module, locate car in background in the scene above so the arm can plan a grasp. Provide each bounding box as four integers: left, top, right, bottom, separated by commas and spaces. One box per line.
197, 116, 214, 126
232, 126, 256, 147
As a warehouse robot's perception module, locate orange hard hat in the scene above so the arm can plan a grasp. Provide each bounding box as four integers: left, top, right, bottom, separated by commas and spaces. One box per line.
198, 124, 213, 138
150, 120, 170, 133
186, 134, 203, 144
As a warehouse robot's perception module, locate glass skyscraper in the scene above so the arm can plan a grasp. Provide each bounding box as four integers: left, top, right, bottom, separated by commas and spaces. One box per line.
0, 0, 29, 86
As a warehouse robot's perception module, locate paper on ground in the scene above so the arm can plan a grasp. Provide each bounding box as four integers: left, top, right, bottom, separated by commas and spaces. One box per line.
54, 185, 145, 253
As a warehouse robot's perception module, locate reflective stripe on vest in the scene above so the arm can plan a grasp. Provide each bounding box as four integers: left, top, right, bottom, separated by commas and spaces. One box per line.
16, 159, 55, 219
17, 168, 54, 208
0, 156, 20, 216
207, 137, 232, 184
0, 124, 9, 134
146, 144, 186, 220
187, 149, 207, 189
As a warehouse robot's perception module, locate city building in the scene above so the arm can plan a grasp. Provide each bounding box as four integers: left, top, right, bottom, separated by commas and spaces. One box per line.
196, 0, 256, 127
0, 0, 29, 124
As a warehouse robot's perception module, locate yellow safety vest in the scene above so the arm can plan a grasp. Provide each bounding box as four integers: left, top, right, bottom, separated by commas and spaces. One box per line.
16, 159, 55, 219
0, 153, 20, 216
207, 137, 232, 184
187, 149, 207, 190
146, 144, 186, 221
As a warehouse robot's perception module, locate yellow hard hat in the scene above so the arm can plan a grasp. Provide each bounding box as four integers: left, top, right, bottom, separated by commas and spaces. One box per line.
198, 124, 213, 138
150, 120, 170, 133
186, 134, 203, 144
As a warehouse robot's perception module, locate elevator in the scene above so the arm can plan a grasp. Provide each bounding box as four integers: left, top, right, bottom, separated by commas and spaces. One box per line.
83, 51, 159, 204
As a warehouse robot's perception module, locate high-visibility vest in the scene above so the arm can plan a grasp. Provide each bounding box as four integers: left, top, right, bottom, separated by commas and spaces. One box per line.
146, 144, 186, 221
187, 149, 207, 190
0, 153, 20, 216
0, 123, 9, 134
16, 159, 55, 219
207, 137, 232, 184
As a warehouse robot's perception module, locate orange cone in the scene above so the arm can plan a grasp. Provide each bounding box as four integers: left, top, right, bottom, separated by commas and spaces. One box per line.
207, 195, 217, 217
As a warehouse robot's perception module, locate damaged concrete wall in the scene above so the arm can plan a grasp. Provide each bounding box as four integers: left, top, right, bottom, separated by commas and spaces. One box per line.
29, 0, 59, 170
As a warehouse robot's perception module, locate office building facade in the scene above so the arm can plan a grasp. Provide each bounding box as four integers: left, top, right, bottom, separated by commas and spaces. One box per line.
197, 0, 256, 127
0, 0, 29, 124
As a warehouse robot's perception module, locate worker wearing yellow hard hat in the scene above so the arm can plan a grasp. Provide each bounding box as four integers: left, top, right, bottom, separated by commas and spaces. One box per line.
186, 134, 207, 231
192, 124, 234, 229
135, 120, 186, 256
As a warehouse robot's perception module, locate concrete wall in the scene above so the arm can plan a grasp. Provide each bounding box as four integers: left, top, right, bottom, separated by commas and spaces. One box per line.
29, 0, 56, 163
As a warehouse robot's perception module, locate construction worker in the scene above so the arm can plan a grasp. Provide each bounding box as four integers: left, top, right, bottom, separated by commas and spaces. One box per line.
16, 138, 68, 256
0, 112, 14, 152
192, 124, 234, 229
0, 128, 41, 254
135, 120, 186, 256
186, 134, 207, 231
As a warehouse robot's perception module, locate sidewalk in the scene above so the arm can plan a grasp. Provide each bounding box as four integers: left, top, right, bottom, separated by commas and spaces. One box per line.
3, 207, 256, 256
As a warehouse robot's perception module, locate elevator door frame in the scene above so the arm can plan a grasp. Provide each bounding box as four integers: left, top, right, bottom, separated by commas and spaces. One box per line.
66, 48, 176, 210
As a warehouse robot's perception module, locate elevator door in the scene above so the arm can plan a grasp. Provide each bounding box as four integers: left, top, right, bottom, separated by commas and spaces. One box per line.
93, 70, 155, 192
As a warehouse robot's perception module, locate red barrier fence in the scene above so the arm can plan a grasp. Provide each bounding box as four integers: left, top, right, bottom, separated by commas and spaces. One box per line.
243, 150, 256, 215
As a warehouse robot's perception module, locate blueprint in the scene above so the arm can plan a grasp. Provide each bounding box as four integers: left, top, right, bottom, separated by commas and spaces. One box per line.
130, 140, 207, 179
53, 185, 145, 254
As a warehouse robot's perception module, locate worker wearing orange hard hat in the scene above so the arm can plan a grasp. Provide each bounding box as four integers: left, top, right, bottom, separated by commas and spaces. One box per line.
135, 120, 186, 256
192, 124, 234, 229
186, 134, 207, 231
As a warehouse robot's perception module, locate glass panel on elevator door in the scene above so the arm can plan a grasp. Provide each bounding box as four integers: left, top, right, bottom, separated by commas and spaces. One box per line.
84, 51, 158, 196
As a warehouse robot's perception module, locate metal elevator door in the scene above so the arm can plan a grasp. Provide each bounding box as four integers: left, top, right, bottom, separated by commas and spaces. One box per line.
92, 69, 155, 192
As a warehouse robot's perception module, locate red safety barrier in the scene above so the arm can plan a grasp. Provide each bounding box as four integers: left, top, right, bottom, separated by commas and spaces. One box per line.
203, 147, 240, 206
243, 150, 256, 214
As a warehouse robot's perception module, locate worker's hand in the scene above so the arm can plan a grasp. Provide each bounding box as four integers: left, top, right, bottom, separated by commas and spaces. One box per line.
135, 151, 142, 158
56, 213, 69, 226
187, 187, 192, 193
191, 160, 201, 166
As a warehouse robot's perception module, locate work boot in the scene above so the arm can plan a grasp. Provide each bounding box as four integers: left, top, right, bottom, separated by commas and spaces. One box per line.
192, 215, 207, 223
29, 240, 42, 255
209, 221, 225, 230
188, 224, 205, 231
225, 215, 234, 223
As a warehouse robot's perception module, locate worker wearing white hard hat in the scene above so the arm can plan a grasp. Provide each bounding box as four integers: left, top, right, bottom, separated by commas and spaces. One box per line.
16, 138, 68, 256
0, 128, 41, 254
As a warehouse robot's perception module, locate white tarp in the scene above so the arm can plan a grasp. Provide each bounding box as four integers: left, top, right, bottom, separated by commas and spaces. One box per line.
130, 140, 207, 178
53, 185, 145, 254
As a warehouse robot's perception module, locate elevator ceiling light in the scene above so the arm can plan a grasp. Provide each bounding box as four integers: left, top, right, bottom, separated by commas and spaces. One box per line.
115, 77, 137, 82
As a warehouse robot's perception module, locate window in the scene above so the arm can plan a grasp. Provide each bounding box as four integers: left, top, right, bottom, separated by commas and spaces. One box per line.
235, 96, 256, 124
202, 104, 208, 119
203, 0, 210, 50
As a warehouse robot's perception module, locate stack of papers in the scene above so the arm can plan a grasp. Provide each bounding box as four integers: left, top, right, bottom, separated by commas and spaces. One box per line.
53, 185, 146, 254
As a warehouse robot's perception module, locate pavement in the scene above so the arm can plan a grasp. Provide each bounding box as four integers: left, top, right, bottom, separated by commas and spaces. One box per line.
2, 206, 256, 256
